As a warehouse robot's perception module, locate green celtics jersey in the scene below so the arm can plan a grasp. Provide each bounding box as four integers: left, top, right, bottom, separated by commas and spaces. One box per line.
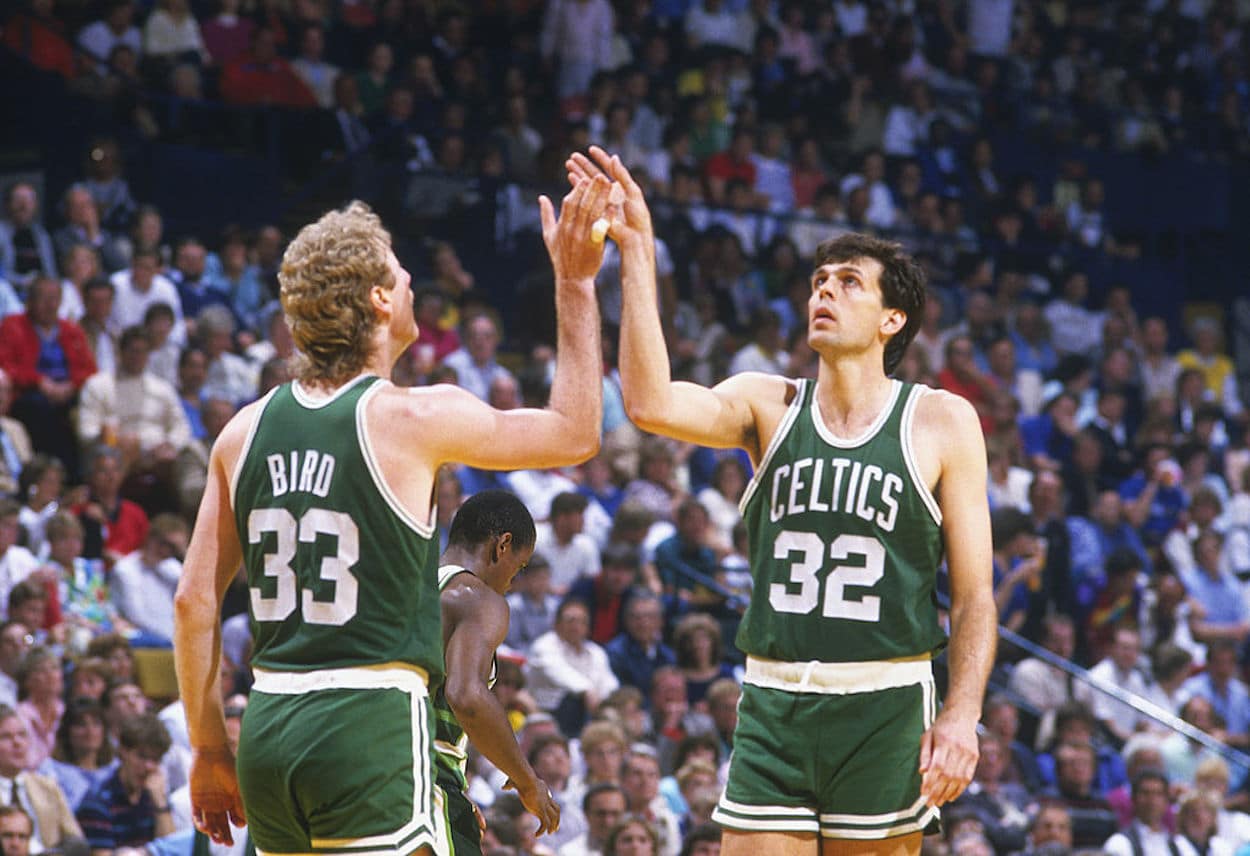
736, 378, 946, 664
432, 564, 496, 791
233, 375, 442, 679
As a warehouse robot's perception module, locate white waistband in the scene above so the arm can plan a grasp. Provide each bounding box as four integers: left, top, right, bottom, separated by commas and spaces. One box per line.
251, 663, 430, 696
744, 655, 932, 695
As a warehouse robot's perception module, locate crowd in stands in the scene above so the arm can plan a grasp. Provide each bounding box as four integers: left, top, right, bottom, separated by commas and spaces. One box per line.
3, 0, 1250, 854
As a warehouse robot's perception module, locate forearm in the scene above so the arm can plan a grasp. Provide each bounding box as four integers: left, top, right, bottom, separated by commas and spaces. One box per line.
173, 586, 228, 750
618, 238, 673, 427
152, 806, 176, 838
451, 685, 540, 790
944, 590, 997, 720
547, 276, 602, 459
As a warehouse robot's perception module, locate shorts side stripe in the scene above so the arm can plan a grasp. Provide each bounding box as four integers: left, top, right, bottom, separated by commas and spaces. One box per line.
819, 796, 928, 826
712, 808, 821, 833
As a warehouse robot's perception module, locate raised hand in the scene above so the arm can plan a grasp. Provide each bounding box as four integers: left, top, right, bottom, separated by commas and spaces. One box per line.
566, 147, 654, 252
538, 172, 613, 283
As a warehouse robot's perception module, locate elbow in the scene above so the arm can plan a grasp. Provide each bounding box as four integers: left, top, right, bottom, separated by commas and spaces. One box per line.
445, 680, 487, 724
624, 396, 666, 434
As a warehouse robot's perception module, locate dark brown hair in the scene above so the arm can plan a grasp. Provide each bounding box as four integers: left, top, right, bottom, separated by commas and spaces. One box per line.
813, 233, 927, 375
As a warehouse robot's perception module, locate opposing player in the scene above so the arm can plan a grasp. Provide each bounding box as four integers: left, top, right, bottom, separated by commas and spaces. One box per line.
435, 489, 560, 854
575, 148, 996, 856
174, 177, 611, 855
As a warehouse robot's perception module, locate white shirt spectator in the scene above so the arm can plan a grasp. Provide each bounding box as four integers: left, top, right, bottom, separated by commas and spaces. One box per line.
1043, 299, 1104, 358
143, 10, 207, 60
111, 549, 181, 641
109, 268, 185, 344
77, 20, 141, 70
1074, 657, 1150, 737
204, 352, 258, 405
77, 371, 192, 454
833, 0, 867, 36
684, 1, 749, 51
534, 523, 601, 592
1104, 822, 1176, 856
0, 544, 39, 615
524, 630, 619, 712
882, 104, 933, 157
751, 153, 794, 211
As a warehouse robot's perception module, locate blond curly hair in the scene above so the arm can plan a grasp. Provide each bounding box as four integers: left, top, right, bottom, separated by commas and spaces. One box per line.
278, 201, 396, 386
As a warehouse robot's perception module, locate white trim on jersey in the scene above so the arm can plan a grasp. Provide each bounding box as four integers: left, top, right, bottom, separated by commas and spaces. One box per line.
809, 378, 901, 449
738, 378, 808, 516
899, 385, 943, 526
356, 380, 437, 538
229, 386, 280, 508
290, 373, 377, 409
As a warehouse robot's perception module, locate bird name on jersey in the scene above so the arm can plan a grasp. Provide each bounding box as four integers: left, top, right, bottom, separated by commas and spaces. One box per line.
768, 456, 903, 531
266, 449, 337, 498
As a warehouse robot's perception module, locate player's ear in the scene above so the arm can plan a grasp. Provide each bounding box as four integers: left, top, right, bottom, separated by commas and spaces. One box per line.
881, 306, 906, 337
369, 284, 390, 318
493, 532, 513, 563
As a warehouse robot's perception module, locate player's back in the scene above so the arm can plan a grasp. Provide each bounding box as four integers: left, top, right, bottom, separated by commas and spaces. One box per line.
737, 378, 946, 664
232, 375, 442, 678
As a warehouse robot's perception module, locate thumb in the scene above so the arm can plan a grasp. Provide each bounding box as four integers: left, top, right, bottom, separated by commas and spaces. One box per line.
538, 195, 556, 245
918, 727, 934, 773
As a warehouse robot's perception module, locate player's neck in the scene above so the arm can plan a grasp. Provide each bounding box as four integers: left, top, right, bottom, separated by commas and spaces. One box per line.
815, 355, 893, 428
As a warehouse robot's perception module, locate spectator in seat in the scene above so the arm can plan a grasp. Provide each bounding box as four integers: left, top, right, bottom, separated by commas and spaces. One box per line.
1103, 768, 1174, 856
569, 543, 640, 646
109, 514, 188, 645
72, 447, 148, 565
76, 714, 174, 854
0, 705, 85, 854
606, 589, 674, 694
44, 697, 114, 811
0, 184, 57, 291
0, 277, 96, 479
219, 26, 316, 108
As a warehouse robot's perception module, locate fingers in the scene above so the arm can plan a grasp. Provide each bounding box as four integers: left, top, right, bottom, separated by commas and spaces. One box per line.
538, 194, 556, 243
917, 728, 933, 772
918, 741, 976, 808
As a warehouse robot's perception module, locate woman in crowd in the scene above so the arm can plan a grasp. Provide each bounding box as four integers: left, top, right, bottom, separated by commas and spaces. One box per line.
671, 613, 734, 711
42, 697, 115, 808
606, 815, 661, 856
16, 646, 64, 768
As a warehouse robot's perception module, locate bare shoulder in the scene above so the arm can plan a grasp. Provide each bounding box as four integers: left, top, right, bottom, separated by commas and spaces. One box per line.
442, 575, 507, 625
371, 381, 483, 425
913, 388, 984, 454
210, 397, 271, 472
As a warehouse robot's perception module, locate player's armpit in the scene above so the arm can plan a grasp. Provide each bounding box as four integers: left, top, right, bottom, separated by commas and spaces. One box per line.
625, 372, 790, 462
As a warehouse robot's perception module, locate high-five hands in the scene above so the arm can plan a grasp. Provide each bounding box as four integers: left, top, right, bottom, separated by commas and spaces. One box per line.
565, 146, 655, 252
538, 170, 613, 283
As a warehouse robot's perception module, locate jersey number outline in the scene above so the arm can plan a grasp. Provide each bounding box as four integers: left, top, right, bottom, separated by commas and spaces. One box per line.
248, 507, 360, 625
768, 530, 885, 622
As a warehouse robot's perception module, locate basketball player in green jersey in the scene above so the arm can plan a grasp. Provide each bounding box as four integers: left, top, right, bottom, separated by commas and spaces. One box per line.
435, 489, 559, 853
173, 177, 613, 855
570, 148, 996, 856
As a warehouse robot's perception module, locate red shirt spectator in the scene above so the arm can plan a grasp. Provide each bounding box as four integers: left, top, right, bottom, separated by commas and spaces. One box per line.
703, 127, 757, 204
2, 0, 76, 79
219, 26, 316, 108
0, 280, 97, 396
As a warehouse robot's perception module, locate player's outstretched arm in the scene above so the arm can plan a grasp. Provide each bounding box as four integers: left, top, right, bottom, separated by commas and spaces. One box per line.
416, 174, 605, 471
571, 148, 767, 455
173, 408, 253, 845
442, 583, 560, 835
917, 391, 996, 808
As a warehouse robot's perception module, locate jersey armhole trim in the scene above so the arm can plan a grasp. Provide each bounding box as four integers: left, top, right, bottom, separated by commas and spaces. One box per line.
228, 386, 280, 508
738, 378, 807, 516
357, 381, 437, 538
437, 563, 471, 591
900, 385, 943, 527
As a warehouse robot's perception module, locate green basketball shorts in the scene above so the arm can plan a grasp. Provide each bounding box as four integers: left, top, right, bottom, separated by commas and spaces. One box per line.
238, 664, 449, 855
713, 656, 941, 840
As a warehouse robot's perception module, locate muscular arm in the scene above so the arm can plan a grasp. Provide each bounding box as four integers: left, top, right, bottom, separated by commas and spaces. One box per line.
442, 583, 541, 792
443, 581, 559, 832
173, 412, 249, 753
597, 148, 778, 460
172, 406, 253, 843
918, 391, 996, 807
935, 393, 996, 723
